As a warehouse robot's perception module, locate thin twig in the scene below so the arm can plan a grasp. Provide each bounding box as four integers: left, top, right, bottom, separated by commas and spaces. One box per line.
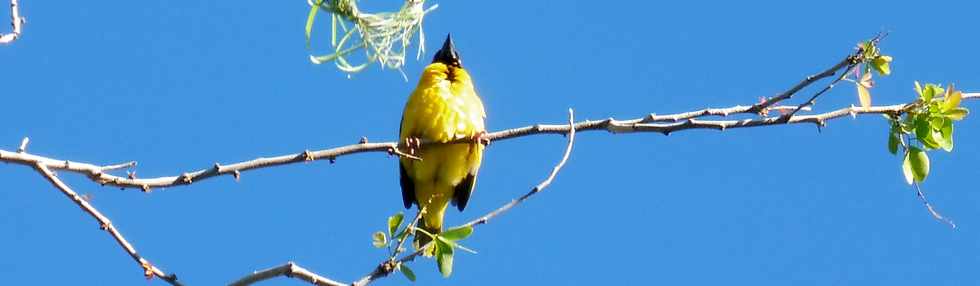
244, 205, 434, 286
464, 108, 576, 227
783, 62, 861, 119
227, 262, 344, 286
0, 0, 23, 44
748, 56, 855, 114
912, 182, 956, 228
391, 208, 425, 259
31, 163, 182, 286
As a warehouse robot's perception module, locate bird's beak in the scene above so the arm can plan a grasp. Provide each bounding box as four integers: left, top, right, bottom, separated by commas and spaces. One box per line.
441, 34, 456, 55
432, 34, 461, 66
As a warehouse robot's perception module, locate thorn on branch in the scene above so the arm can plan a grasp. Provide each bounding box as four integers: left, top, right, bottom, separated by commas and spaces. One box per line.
101, 161, 137, 172
387, 147, 421, 161
233, 170, 241, 182
359, 137, 369, 144
302, 150, 314, 161
141, 185, 151, 193
17, 137, 29, 153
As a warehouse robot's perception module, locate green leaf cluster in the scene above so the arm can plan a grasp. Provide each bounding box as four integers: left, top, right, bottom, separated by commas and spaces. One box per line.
852, 40, 893, 108
887, 82, 969, 184
370, 212, 476, 281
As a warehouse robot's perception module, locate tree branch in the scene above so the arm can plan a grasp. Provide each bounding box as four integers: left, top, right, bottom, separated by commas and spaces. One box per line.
31, 163, 182, 286
4, 94, 975, 193
0, 0, 23, 44
228, 262, 344, 286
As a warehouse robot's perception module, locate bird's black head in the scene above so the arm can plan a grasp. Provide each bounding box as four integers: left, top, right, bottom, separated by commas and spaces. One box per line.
432, 34, 462, 67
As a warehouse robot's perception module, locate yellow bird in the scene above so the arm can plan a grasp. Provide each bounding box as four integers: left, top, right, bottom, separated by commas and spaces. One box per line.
399, 34, 486, 249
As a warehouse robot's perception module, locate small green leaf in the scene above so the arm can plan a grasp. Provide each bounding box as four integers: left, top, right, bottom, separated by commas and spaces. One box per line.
436, 235, 457, 250
914, 116, 940, 149
908, 147, 930, 183
435, 238, 455, 277
399, 264, 416, 282
922, 84, 943, 103
888, 131, 900, 155
440, 226, 473, 241
388, 213, 405, 237
944, 107, 969, 121
940, 119, 953, 152
914, 81, 923, 97
872, 55, 892, 75
372, 231, 387, 248
943, 89, 962, 112
902, 151, 914, 185
930, 116, 945, 130
900, 116, 915, 133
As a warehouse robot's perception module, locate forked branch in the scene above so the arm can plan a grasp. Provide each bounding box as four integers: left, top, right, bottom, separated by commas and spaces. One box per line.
32, 163, 182, 286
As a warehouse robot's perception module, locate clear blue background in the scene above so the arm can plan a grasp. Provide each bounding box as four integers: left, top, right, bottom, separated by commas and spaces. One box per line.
2, 1, 979, 285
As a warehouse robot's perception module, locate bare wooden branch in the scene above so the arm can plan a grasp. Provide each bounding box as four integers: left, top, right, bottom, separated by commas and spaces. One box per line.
31, 163, 182, 286
0, 0, 23, 44
0, 95, 976, 192
228, 262, 344, 286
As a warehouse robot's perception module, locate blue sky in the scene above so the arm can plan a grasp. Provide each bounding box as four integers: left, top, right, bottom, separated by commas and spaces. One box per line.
2, 1, 979, 285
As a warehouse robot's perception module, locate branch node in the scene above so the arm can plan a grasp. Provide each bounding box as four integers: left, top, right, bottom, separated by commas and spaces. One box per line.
213, 163, 222, 172
141, 185, 152, 193
302, 150, 314, 161
233, 170, 241, 182
140, 260, 155, 280
180, 173, 193, 184
359, 136, 369, 144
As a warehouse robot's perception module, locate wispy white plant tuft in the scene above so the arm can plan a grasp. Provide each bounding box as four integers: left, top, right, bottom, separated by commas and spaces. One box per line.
306, 0, 438, 77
